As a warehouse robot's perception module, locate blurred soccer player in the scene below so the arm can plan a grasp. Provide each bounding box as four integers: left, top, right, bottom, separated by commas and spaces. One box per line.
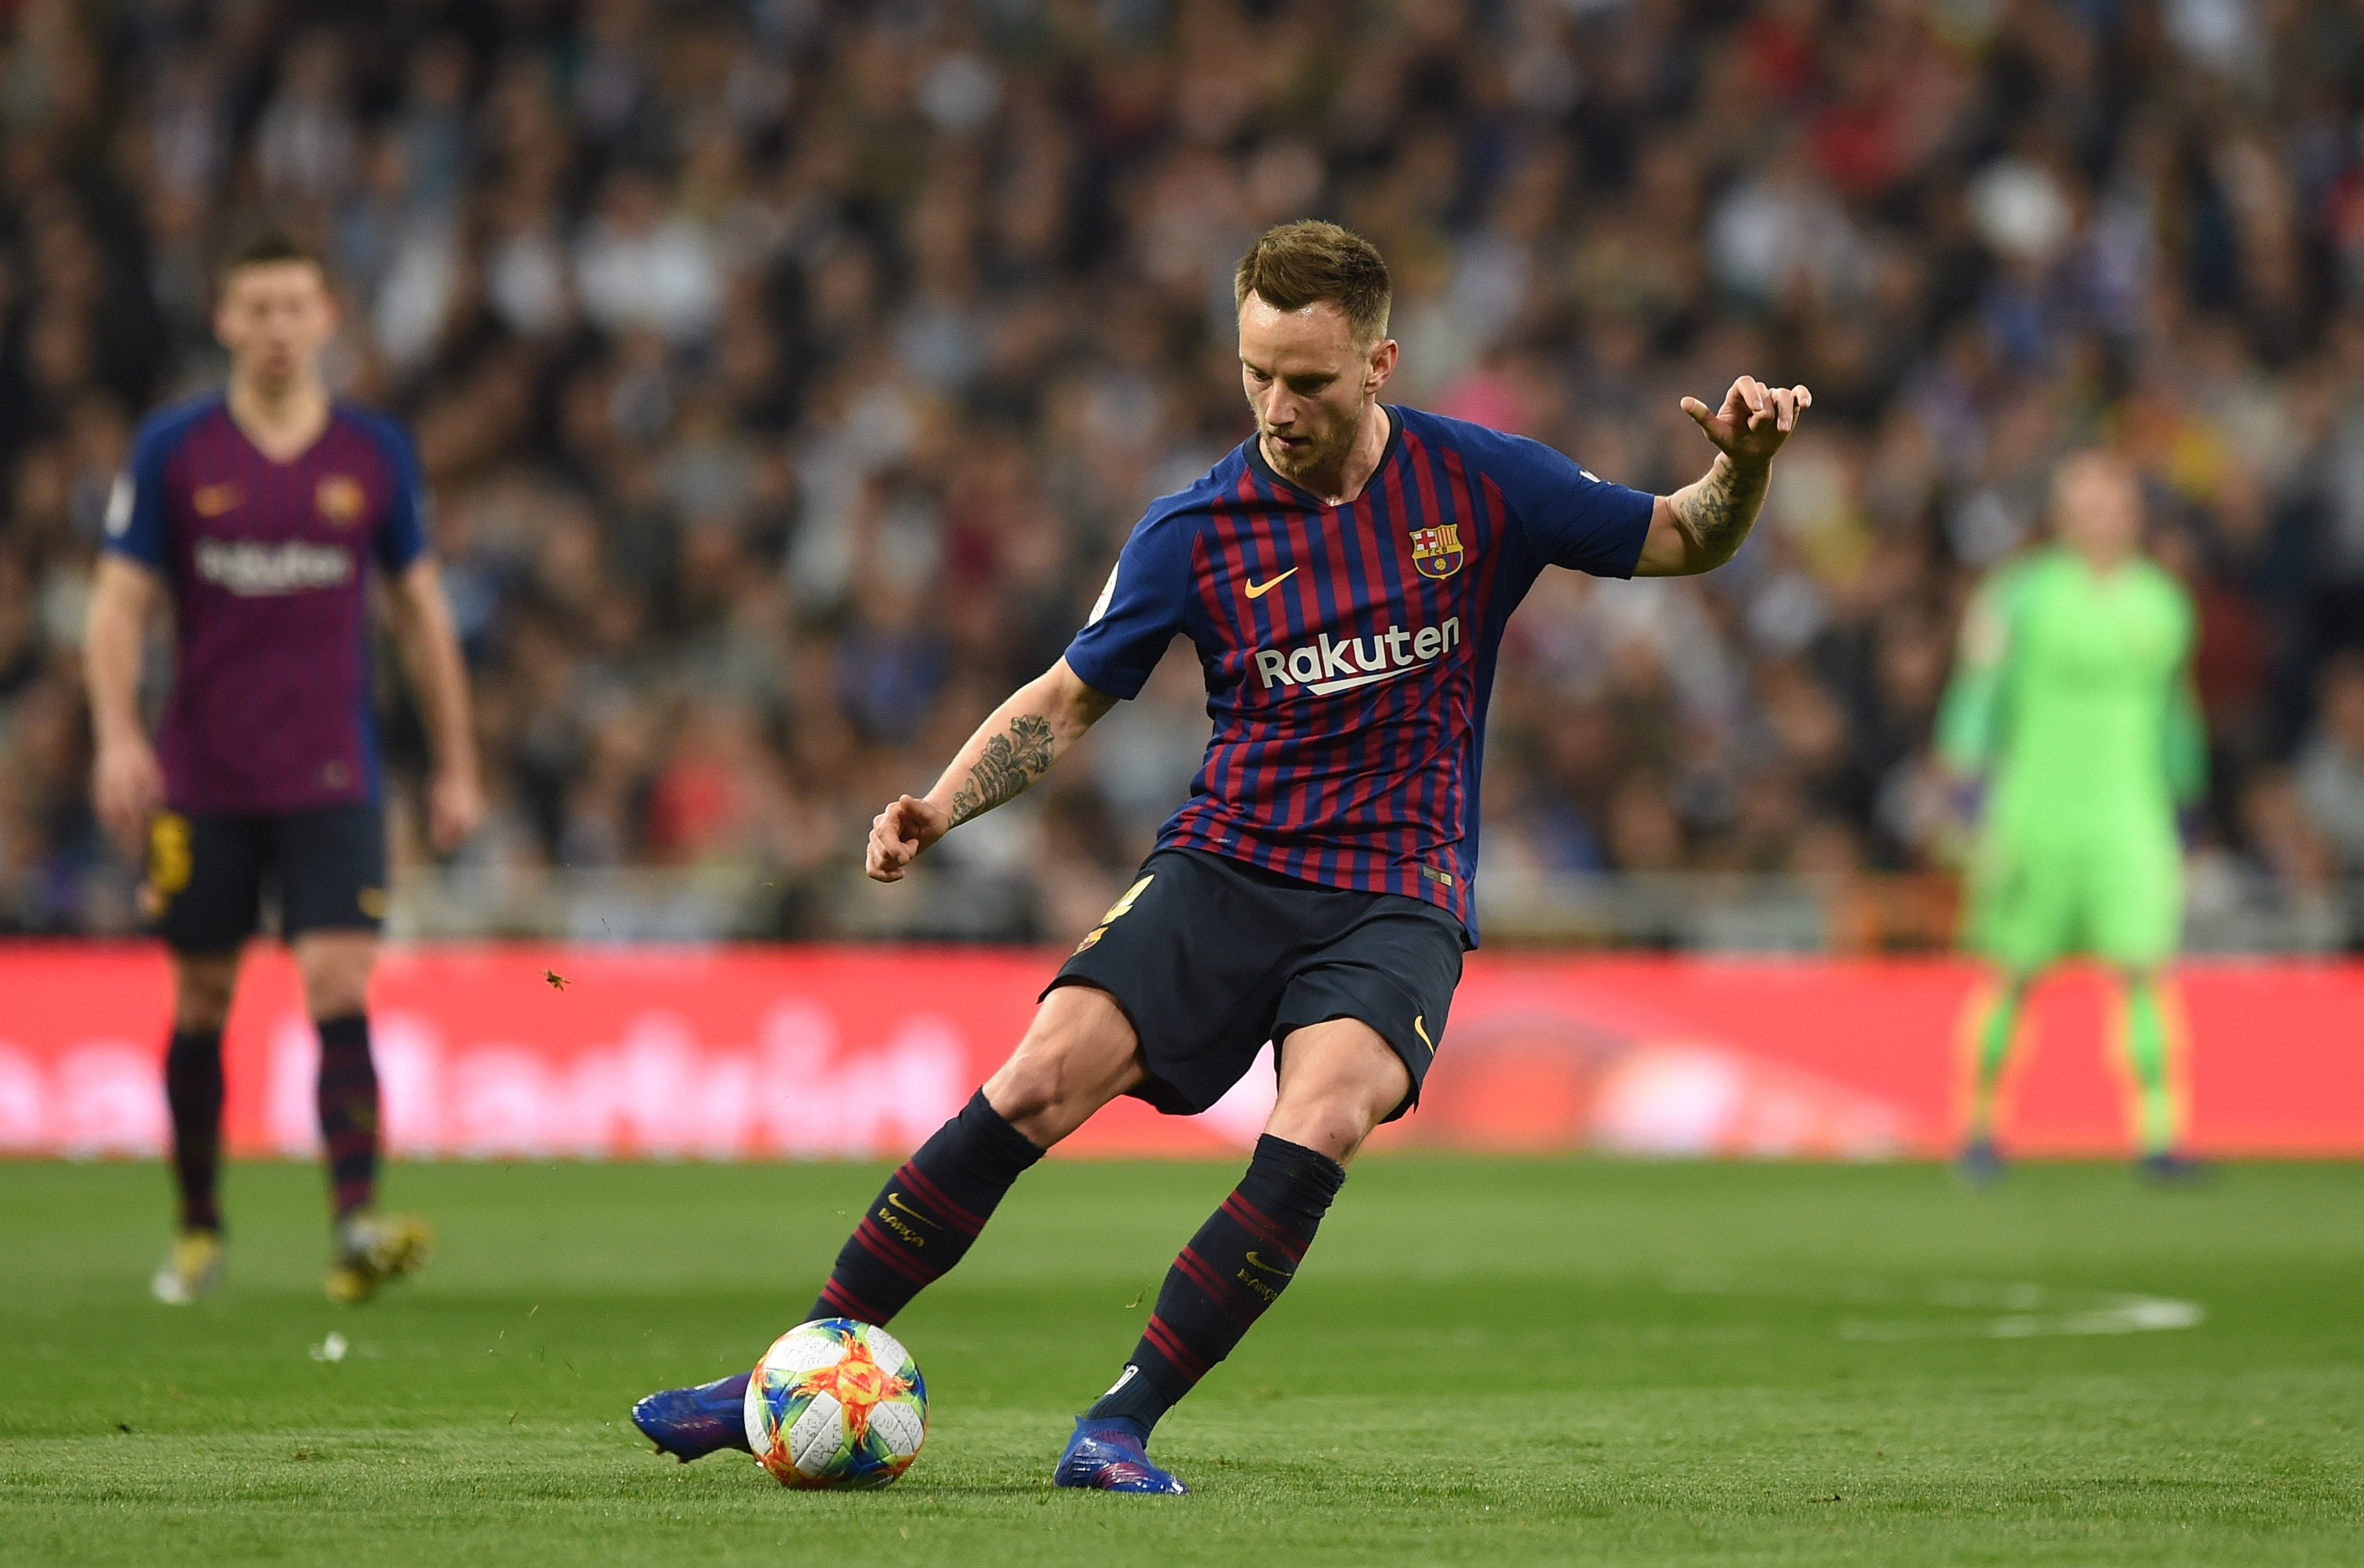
1938, 451, 2205, 1182
633, 220, 1812, 1490
84, 234, 482, 1303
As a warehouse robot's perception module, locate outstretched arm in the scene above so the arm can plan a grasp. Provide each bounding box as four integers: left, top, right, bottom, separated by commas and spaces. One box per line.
866, 657, 1119, 883
386, 557, 485, 852
1634, 376, 1812, 577
84, 555, 165, 855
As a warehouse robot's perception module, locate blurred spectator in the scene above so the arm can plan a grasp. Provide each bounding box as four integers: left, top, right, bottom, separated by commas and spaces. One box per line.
2296, 654, 2364, 874
1, 0, 2361, 942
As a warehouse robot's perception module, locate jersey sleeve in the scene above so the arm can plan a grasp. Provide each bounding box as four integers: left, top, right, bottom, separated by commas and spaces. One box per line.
1452, 421, 1656, 578
2161, 581, 2208, 808
358, 413, 431, 573
100, 417, 179, 569
1060, 507, 1196, 701
1935, 566, 2022, 775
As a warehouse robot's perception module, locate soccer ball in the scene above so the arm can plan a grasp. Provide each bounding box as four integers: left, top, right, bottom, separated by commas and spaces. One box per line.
743, 1319, 928, 1489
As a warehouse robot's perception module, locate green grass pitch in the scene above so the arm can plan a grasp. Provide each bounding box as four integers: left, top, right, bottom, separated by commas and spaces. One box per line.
3, 1157, 2358, 1566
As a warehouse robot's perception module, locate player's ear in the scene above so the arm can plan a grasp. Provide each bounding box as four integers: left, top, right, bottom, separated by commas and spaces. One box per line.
1365, 338, 1398, 395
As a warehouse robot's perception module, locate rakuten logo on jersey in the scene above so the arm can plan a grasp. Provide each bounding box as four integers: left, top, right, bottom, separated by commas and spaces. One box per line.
194, 539, 355, 596
1255, 616, 1461, 696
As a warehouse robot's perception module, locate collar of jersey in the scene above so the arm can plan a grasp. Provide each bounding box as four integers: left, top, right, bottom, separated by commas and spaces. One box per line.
1244, 404, 1404, 510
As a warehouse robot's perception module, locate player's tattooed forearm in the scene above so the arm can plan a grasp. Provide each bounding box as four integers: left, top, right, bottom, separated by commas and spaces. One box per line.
949, 714, 1057, 824
1673, 453, 1769, 558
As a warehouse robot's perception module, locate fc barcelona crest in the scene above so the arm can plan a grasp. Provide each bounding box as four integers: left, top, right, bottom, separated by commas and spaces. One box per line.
1409, 523, 1465, 581
316, 474, 366, 528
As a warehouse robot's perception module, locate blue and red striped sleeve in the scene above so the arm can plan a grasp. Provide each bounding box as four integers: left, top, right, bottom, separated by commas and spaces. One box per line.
1445, 420, 1654, 578
102, 403, 206, 569
345, 408, 433, 573
1061, 501, 1200, 701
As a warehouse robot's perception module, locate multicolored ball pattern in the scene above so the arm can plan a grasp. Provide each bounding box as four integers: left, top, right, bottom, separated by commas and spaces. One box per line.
742, 1319, 928, 1489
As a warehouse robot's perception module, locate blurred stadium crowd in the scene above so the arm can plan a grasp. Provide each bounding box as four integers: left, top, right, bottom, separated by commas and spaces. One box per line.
5, 0, 2364, 945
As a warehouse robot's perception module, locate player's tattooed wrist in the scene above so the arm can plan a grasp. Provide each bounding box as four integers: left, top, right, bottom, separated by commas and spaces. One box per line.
1675, 452, 1768, 559
949, 714, 1056, 825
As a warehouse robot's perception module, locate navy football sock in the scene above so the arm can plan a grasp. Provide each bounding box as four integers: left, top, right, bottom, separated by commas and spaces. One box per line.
314, 1013, 379, 1220
165, 1028, 226, 1233
1093, 1135, 1346, 1432
809, 1089, 1044, 1325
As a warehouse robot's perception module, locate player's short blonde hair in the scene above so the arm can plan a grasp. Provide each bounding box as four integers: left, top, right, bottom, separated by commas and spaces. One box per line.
1234, 220, 1392, 349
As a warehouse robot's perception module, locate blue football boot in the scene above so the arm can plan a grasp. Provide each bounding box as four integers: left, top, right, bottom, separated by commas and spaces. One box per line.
1955, 1135, 2004, 1188
1052, 1417, 1190, 1495
631, 1371, 754, 1462
2137, 1149, 2206, 1185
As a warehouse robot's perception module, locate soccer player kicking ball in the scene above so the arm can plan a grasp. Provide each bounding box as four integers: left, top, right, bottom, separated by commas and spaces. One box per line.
84, 234, 482, 1304
1940, 451, 2206, 1184
634, 219, 1810, 1490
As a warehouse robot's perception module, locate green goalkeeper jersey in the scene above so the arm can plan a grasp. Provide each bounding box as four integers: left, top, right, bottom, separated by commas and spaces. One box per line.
1936, 547, 2205, 842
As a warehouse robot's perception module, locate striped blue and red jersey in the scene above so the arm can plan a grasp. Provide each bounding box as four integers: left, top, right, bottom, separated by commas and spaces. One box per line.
1063, 405, 1654, 941
102, 393, 431, 815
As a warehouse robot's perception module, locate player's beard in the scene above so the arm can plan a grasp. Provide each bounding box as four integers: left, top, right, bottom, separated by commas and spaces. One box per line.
1258, 412, 1357, 487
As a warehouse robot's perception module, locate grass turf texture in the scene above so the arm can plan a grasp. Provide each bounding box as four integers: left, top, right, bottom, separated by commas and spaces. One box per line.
1, 1159, 2358, 1566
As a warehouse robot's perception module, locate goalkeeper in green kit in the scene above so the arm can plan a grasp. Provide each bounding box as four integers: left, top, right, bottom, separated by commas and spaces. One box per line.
1936, 450, 2206, 1182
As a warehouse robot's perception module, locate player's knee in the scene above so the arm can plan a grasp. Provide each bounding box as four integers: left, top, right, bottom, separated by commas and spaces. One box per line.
1265, 1090, 1383, 1164
296, 940, 375, 1019
1266, 1067, 1401, 1163
172, 957, 238, 1031
983, 1047, 1057, 1121
982, 987, 1138, 1144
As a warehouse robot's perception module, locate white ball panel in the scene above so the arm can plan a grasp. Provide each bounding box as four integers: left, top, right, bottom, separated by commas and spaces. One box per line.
869, 1400, 925, 1459
789, 1392, 843, 1474
743, 1376, 772, 1454
764, 1328, 850, 1377
860, 1326, 913, 1375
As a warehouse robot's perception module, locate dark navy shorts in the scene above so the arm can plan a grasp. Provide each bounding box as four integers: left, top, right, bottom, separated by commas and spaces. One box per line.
143, 804, 388, 953
1047, 847, 1466, 1121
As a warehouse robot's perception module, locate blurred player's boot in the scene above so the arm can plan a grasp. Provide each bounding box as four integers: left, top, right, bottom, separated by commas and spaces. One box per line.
324, 1211, 433, 1303
1052, 1417, 1189, 1495
1955, 1136, 2005, 1187
2136, 1150, 2205, 1184
631, 1371, 754, 1461
151, 1228, 224, 1304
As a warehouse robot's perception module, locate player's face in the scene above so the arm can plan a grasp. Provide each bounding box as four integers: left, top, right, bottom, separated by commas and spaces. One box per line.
215, 262, 338, 391
1238, 294, 1391, 485
2052, 453, 2143, 561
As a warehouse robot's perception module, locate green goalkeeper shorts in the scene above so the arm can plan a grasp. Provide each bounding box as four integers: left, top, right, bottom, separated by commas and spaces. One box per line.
1964, 822, 2183, 973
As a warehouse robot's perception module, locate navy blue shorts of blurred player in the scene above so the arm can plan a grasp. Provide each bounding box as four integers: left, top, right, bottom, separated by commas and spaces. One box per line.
1048, 847, 1466, 1121
143, 804, 388, 954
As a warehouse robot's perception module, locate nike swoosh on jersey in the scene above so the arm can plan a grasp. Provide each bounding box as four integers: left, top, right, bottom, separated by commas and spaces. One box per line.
1305, 665, 1416, 696
1243, 568, 1298, 598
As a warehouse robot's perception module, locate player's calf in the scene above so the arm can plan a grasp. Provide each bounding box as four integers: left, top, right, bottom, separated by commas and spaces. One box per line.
1081, 1134, 1346, 1444
807, 1087, 1045, 1326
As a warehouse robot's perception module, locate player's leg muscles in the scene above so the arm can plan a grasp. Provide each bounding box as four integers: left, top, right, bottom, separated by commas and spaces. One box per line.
294, 930, 381, 1218
811, 984, 1142, 1326
1087, 1020, 1387, 1437
1966, 968, 2032, 1140
2116, 967, 2181, 1156
1263, 1016, 1412, 1162
982, 982, 1148, 1144
2096, 829, 2184, 1157
166, 952, 240, 1234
